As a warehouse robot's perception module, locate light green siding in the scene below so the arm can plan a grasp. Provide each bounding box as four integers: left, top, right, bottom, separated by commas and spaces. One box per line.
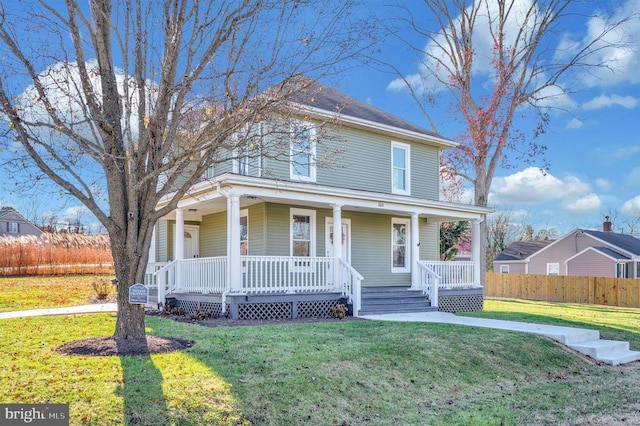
200, 212, 227, 257
420, 220, 440, 261
246, 203, 266, 255
156, 220, 169, 262
411, 145, 440, 200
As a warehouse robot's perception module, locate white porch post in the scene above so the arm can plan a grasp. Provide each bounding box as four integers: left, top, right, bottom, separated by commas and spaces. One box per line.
332, 204, 343, 289
227, 194, 242, 293
472, 219, 482, 286
175, 209, 184, 261
149, 227, 156, 263
410, 212, 420, 289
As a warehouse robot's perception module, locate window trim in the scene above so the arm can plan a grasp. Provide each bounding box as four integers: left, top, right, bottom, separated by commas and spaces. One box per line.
232, 124, 263, 177
391, 141, 410, 195
546, 262, 560, 275
8, 222, 18, 233
391, 217, 410, 273
499, 265, 509, 274
290, 120, 317, 182
290, 208, 316, 258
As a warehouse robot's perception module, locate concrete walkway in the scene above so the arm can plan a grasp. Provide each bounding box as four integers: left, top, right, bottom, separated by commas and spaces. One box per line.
361, 311, 640, 366
0, 303, 117, 319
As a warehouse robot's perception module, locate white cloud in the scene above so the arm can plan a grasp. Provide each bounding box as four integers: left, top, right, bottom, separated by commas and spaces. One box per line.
622, 195, 640, 215
626, 167, 640, 186
489, 167, 591, 205
595, 178, 613, 192
583, 94, 639, 110
566, 117, 584, 129
561, 193, 601, 214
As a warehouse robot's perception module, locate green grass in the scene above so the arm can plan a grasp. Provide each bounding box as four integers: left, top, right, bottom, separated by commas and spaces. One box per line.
3, 279, 640, 425
464, 298, 640, 349
0, 275, 113, 312
2, 310, 640, 425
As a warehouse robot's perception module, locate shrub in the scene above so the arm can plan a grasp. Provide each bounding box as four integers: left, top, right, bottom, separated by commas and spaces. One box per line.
330, 303, 347, 319
91, 277, 112, 300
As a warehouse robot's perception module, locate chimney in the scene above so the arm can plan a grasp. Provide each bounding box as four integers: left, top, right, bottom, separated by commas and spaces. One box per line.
603, 216, 612, 232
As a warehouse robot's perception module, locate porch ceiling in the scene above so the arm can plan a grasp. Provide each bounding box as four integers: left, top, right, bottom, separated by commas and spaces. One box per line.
161, 174, 490, 222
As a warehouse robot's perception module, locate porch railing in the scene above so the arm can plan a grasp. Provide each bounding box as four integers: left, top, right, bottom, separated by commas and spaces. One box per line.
144, 262, 168, 288
416, 262, 439, 308
420, 261, 479, 289
243, 256, 336, 293
176, 257, 227, 294
337, 258, 363, 316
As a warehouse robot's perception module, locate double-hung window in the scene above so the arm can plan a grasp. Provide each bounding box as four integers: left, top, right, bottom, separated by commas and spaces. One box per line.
392, 218, 410, 273
233, 124, 262, 177
391, 142, 410, 195
546, 263, 559, 275
290, 120, 316, 182
8, 222, 18, 233
291, 208, 316, 269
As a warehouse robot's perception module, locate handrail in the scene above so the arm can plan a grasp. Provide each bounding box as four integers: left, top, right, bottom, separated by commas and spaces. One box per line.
420, 260, 480, 289
338, 258, 363, 316
416, 262, 439, 308
153, 261, 176, 306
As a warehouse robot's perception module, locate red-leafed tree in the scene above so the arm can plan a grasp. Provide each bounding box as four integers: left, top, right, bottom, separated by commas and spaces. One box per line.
387, 0, 636, 274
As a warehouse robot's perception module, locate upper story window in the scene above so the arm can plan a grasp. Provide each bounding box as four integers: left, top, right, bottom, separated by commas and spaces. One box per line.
392, 142, 410, 195
392, 218, 410, 273
8, 222, 18, 233
290, 120, 316, 182
233, 125, 262, 177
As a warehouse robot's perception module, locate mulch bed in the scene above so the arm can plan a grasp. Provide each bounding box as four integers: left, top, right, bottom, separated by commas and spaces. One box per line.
56, 311, 361, 357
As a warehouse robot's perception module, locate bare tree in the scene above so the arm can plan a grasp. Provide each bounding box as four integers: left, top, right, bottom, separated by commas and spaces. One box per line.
0, 0, 373, 339
385, 0, 636, 274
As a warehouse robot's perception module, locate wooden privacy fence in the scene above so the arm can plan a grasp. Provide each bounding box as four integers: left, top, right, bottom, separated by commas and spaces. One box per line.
485, 272, 640, 308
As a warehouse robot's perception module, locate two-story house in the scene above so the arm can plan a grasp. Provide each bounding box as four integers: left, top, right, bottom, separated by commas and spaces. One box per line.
0, 207, 43, 237
148, 78, 490, 319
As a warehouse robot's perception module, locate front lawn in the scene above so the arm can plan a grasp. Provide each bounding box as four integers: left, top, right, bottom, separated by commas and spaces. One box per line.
0, 275, 113, 312
2, 311, 640, 425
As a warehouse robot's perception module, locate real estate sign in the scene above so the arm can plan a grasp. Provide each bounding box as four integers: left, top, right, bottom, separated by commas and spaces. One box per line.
128, 283, 148, 304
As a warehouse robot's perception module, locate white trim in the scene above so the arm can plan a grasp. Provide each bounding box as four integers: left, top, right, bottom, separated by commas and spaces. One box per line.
325, 217, 352, 262
499, 265, 510, 273
391, 141, 410, 195
391, 217, 410, 273
290, 208, 316, 257
565, 246, 629, 264
290, 120, 316, 182
546, 262, 560, 275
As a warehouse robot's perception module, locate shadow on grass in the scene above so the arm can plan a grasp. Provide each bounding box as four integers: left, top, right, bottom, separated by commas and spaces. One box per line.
115, 341, 170, 425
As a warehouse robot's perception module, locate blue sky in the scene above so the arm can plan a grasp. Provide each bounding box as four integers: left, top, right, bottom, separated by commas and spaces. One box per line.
334, 0, 640, 236
1, 0, 639, 237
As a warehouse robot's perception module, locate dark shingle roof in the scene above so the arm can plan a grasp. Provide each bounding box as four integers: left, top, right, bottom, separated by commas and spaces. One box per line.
582, 229, 640, 256
590, 246, 630, 260
280, 76, 441, 139
495, 240, 555, 261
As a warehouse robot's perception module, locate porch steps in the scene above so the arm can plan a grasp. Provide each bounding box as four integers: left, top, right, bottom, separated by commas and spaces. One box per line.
359, 287, 436, 316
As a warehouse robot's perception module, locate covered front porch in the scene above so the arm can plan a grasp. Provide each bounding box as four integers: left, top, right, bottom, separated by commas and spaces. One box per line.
148, 174, 488, 319
146, 256, 481, 318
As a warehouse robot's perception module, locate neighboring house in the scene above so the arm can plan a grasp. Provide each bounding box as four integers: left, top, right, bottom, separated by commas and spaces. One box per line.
148, 78, 491, 319
0, 207, 43, 237
494, 217, 640, 278
493, 240, 555, 274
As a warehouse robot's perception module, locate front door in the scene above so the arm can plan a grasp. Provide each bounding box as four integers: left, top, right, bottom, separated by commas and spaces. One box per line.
325, 218, 351, 262
183, 225, 200, 258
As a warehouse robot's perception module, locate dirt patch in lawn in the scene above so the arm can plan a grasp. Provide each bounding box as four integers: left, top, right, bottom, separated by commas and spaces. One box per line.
57, 335, 194, 356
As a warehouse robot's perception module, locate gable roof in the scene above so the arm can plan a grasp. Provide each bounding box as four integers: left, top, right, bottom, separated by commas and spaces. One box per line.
278, 76, 457, 148
566, 246, 631, 264
581, 229, 640, 256
494, 240, 555, 261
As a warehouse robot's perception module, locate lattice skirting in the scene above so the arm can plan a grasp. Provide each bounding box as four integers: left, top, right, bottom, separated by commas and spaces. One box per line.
237, 299, 341, 320
438, 294, 483, 313
176, 299, 226, 317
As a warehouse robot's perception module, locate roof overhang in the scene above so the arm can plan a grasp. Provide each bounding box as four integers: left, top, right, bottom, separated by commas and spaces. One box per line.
158, 174, 490, 222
